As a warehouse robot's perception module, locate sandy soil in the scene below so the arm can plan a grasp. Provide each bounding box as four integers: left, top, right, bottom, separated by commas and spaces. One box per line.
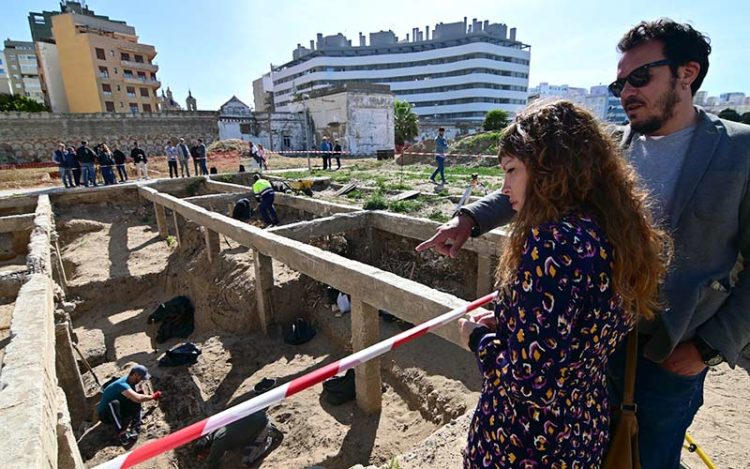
55, 190, 750, 469
0, 299, 15, 367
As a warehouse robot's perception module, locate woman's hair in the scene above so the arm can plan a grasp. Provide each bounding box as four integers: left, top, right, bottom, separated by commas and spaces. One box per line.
495, 100, 670, 320
101, 143, 111, 154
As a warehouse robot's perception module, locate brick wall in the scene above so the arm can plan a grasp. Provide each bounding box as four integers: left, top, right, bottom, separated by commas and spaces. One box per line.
0, 111, 220, 163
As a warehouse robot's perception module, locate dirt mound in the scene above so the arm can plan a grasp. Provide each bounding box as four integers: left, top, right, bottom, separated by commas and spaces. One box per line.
207, 139, 248, 154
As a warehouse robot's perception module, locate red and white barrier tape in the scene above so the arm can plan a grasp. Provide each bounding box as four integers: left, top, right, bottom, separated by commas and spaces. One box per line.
94, 291, 497, 469
401, 151, 497, 158
273, 150, 351, 155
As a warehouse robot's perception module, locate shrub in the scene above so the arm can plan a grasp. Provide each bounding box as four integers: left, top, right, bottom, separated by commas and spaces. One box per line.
363, 192, 388, 210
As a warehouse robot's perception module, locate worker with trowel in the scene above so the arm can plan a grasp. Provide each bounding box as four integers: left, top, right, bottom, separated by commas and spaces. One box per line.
252, 173, 280, 227
96, 364, 163, 446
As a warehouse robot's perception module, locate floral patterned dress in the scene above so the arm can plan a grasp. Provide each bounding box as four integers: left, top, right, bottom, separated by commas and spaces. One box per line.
464, 215, 631, 468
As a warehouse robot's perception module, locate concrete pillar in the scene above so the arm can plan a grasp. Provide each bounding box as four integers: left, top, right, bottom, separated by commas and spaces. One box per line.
253, 250, 274, 334
154, 203, 168, 238
477, 255, 494, 297
204, 227, 220, 262
351, 298, 381, 414
54, 322, 88, 428
172, 211, 182, 247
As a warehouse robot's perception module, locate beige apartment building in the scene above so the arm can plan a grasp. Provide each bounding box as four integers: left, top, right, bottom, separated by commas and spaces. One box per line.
47, 11, 161, 113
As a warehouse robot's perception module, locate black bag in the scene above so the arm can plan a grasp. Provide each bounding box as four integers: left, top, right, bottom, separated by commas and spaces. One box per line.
232, 198, 254, 221
323, 369, 355, 405
283, 318, 316, 345
148, 296, 195, 343
326, 286, 340, 304
158, 342, 202, 367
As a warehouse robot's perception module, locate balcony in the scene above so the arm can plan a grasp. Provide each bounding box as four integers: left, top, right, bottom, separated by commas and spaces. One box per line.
121, 60, 158, 72
123, 75, 160, 87
98, 72, 109, 79
118, 42, 157, 56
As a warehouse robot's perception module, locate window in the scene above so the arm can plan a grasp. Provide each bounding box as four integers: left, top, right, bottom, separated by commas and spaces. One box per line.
137, 71, 146, 81
113, 67, 118, 74
98, 66, 109, 78
110, 49, 114, 57
150, 72, 157, 80
139, 87, 149, 97
142, 103, 152, 112
129, 103, 139, 113
95, 48, 106, 60
283, 135, 291, 148
123, 69, 133, 78
102, 84, 112, 96
134, 55, 144, 63
116, 85, 121, 91
126, 86, 136, 98
120, 102, 124, 108
121, 52, 130, 61
33, 15, 45, 24
105, 101, 115, 112
239, 123, 252, 135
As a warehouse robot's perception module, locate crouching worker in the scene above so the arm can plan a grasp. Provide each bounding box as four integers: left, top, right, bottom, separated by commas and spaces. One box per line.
252, 173, 280, 227
96, 364, 162, 446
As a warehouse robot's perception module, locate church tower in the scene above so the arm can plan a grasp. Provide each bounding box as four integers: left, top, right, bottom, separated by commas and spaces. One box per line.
186, 90, 197, 111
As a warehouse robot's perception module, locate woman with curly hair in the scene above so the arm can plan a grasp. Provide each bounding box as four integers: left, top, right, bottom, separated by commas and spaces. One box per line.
459, 100, 670, 468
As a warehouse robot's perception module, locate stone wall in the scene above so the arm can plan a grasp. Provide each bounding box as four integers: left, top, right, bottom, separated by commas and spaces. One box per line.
0, 111, 220, 164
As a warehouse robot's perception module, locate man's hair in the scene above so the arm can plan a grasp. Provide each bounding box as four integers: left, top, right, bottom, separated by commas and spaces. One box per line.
438, 127, 445, 132
617, 19, 711, 96
81, 140, 87, 145
198, 138, 203, 143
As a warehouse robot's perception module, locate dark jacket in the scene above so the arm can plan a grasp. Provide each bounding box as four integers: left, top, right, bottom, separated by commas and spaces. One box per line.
333, 144, 342, 154
113, 149, 127, 165
76, 145, 96, 164
131, 147, 147, 164
195, 143, 207, 159
64, 151, 77, 168
463, 108, 750, 366
98, 151, 114, 166
52, 149, 65, 167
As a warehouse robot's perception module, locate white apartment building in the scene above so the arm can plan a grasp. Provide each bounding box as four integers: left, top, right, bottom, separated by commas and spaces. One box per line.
527, 82, 627, 124
256, 17, 530, 122
3, 40, 44, 103
0, 53, 12, 95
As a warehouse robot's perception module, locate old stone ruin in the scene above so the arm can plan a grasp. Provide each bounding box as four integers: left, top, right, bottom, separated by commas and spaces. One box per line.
0, 173, 504, 468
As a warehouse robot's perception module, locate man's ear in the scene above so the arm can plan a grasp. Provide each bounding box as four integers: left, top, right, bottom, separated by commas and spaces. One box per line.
680, 61, 701, 90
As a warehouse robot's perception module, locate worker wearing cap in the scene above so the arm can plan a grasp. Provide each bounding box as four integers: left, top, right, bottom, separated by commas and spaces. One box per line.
96, 364, 162, 446
252, 173, 280, 227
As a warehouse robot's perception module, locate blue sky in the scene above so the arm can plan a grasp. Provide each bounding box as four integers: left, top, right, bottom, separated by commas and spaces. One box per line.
1, 0, 748, 110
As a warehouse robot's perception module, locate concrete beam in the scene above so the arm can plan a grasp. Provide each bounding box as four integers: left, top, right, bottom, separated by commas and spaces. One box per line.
0, 213, 35, 233
153, 203, 168, 238
351, 298, 381, 413
268, 212, 368, 242
203, 178, 251, 194
275, 192, 360, 216
27, 195, 53, 276
253, 251, 274, 333
368, 211, 505, 257
138, 186, 489, 348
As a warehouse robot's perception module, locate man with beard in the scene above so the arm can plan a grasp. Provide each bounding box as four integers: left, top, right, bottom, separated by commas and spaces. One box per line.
416, 19, 750, 469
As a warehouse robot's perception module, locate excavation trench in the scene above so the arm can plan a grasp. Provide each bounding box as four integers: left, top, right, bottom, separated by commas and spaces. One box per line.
56, 192, 482, 469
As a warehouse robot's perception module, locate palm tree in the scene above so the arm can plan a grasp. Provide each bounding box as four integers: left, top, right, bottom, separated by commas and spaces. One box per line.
394, 100, 419, 146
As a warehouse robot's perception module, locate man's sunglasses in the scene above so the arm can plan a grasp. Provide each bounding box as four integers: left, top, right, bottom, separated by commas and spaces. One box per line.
608, 59, 672, 98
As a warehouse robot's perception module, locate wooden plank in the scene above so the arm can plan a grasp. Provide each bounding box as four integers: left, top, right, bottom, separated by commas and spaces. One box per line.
138, 186, 489, 348
253, 251, 274, 334
334, 182, 358, 197
389, 190, 420, 202
351, 298, 381, 414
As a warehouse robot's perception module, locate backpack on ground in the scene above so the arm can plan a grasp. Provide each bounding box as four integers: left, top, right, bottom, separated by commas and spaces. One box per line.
283, 318, 316, 345
322, 369, 356, 405
148, 296, 195, 343
158, 342, 202, 367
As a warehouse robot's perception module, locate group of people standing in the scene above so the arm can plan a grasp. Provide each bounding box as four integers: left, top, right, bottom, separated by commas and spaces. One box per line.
52, 141, 149, 188
319, 136, 343, 170
165, 138, 208, 178
52, 138, 209, 187
416, 18, 749, 469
